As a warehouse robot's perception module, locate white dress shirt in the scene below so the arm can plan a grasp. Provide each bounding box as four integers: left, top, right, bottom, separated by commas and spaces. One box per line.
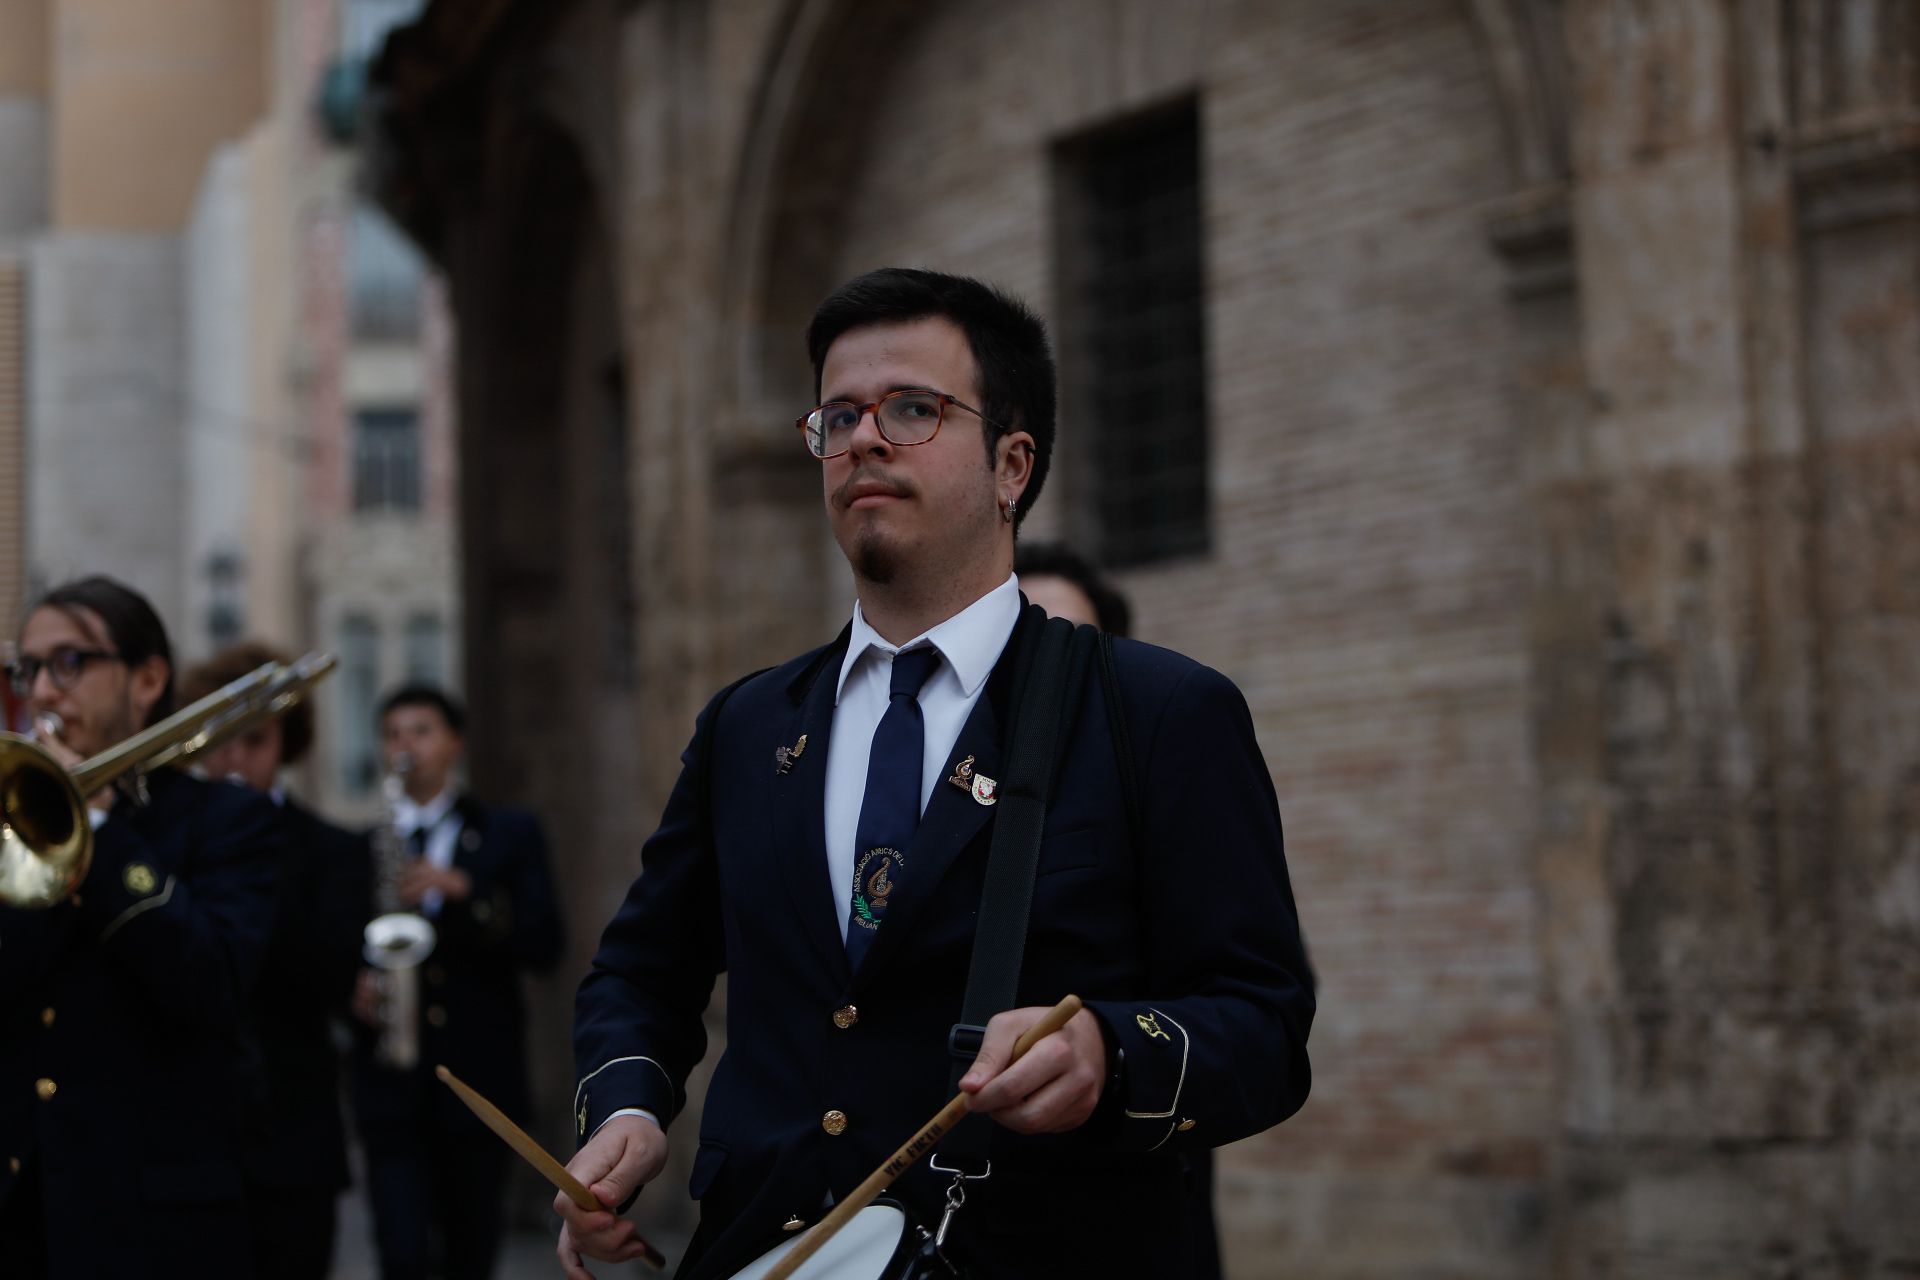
391, 786, 461, 917
824, 574, 1021, 940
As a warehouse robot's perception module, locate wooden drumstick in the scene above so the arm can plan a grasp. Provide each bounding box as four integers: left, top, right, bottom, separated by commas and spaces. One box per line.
763, 994, 1085, 1280
435, 1064, 667, 1271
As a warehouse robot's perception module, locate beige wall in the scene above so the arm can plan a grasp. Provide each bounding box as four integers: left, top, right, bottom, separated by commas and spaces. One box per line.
0, 0, 49, 97
51, 0, 268, 231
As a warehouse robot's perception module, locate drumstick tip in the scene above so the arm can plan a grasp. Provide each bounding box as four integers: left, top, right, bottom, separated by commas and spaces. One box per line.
434, 1064, 453, 1083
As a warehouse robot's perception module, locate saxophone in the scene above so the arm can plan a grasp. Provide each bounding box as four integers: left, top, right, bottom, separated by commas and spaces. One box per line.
363, 752, 438, 1070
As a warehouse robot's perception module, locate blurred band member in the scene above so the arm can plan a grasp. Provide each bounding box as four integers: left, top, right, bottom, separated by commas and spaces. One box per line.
1015, 541, 1132, 636
0, 576, 282, 1278
350, 684, 563, 1280
181, 642, 369, 1280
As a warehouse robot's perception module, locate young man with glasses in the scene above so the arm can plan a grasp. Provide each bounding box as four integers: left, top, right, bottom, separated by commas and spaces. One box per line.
561, 268, 1314, 1279
0, 576, 283, 1277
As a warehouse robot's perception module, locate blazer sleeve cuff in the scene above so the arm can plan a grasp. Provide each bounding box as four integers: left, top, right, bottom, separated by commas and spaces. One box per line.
573, 1056, 676, 1147
1086, 1000, 1198, 1153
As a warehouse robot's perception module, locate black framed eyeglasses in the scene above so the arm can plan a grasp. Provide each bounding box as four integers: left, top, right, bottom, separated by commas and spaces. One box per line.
8, 647, 121, 697
796, 389, 1005, 460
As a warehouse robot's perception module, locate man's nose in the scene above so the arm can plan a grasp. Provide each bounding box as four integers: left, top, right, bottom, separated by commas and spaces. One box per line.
844, 405, 892, 460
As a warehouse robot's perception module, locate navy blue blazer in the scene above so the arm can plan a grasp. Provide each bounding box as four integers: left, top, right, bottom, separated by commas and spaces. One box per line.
0, 768, 282, 1277
241, 796, 367, 1193
352, 796, 563, 1136
575, 608, 1315, 1279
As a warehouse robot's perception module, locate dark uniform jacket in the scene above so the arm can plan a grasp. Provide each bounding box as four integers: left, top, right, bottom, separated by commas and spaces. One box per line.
352, 797, 563, 1135
0, 769, 281, 1277
574, 606, 1316, 1280
242, 796, 367, 1193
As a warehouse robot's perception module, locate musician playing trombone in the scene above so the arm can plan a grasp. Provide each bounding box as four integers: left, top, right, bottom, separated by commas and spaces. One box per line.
0, 576, 284, 1278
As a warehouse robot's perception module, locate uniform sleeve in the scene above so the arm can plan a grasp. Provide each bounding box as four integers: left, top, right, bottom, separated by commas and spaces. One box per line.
75, 785, 283, 1033
1083, 662, 1315, 1154
571, 681, 741, 1144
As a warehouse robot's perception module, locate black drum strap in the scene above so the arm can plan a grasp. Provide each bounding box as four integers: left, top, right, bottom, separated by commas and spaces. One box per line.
941, 607, 1097, 1169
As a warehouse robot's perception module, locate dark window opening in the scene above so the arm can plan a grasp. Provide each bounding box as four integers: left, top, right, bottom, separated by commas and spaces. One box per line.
1054, 96, 1210, 567
353, 406, 421, 513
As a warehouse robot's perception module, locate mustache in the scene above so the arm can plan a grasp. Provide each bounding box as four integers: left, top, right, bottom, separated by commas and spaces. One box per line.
833, 467, 917, 509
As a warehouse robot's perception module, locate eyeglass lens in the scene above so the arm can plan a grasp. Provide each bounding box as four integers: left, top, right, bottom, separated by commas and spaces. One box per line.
9, 648, 111, 695
805, 391, 945, 457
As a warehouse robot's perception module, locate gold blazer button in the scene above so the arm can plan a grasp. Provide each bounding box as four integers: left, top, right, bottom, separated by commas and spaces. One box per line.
34, 1078, 57, 1101
40, 1008, 54, 1029
821, 1109, 848, 1136
831, 1005, 859, 1030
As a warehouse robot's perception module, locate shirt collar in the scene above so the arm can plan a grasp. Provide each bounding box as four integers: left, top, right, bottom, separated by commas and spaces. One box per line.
395, 786, 459, 834
835, 574, 1021, 705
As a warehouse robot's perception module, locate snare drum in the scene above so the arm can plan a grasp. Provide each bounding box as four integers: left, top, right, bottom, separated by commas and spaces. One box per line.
726, 1201, 959, 1280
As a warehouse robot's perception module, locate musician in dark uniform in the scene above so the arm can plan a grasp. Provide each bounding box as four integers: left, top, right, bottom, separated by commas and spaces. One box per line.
349, 683, 564, 1280
0, 576, 282, 1278
559, 269, 1315, 1279
180, 641, 369, 1280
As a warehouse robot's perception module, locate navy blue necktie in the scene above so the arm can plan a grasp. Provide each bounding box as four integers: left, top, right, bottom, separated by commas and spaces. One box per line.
846, 645, 942, 970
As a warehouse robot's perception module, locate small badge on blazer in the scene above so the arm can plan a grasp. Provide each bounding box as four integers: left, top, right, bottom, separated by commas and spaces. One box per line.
970, 774, 998, 806
123, 862, 157, 896
946, 754, 976, 792
1135, 1011, 1170, 1041
851, 846, 904, 931
774, 734, 809, 776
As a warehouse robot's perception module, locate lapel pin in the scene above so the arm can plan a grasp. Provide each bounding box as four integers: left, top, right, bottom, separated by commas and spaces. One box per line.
946, 754, 976, 792
970, 773, 998, 806
774, 733, 809, 776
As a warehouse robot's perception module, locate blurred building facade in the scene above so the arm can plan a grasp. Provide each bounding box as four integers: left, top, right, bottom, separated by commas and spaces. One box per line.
0, 0, 461, 816
367, 1, 1920, 1277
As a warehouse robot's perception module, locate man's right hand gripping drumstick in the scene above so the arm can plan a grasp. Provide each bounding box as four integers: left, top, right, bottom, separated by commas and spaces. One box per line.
556, 1113, 670, 1280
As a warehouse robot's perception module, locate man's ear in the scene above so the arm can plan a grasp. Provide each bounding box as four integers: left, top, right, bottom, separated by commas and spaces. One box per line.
997, 431, 1036, 507
127, 655, 170, 724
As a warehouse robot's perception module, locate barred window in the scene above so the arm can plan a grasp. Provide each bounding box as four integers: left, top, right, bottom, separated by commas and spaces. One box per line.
352, 407, 421, 513
1054, 97, 1210, 567
338, 613, 380, 795
404, 612, 443, 684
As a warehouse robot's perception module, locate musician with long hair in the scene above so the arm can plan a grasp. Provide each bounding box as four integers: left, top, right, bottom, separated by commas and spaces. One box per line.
181, 641, 369, 1280
561, 270, 1314, 1279
0, 576, 283, 1277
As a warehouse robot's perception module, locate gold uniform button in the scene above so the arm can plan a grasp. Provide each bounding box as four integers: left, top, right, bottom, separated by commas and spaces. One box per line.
426, 1006, 448, 1028
123, 863, 157, 895
40, 1008, 55, 1029
7, 1156, 18, 1175
821, 1109, 848, 1136
783, 1216, 806, 1233
1177, 1118, 1197, 1132
831, 1005, 859, 1030
34, 1078, 56, 1101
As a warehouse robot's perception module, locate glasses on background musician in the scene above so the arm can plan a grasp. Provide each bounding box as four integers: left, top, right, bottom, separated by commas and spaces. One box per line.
181, 641, 369, 1280
0, 576, 284, 1278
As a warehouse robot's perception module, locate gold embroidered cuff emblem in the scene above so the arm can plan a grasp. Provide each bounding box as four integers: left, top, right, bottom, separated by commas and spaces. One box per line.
123, 863, 157, 896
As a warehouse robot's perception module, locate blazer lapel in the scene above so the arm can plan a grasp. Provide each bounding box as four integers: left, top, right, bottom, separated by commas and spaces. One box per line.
770, 627, 853, 986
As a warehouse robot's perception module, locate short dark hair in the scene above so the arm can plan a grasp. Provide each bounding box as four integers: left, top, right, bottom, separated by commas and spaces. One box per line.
377, 682, 466, 736
181, 641, 314, 766
806, 267, 1056, 526
1015, 542, 1133, 637
29, 575, 175, 725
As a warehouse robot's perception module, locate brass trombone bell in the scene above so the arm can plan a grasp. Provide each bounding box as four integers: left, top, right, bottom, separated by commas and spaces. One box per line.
0, 653, 337, 909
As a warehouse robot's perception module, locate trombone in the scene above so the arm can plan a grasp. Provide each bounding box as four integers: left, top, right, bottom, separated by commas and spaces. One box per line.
0, 652, 337, 909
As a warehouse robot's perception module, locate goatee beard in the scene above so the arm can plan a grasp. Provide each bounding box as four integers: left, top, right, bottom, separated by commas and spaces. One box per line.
854, 533, 898, 586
